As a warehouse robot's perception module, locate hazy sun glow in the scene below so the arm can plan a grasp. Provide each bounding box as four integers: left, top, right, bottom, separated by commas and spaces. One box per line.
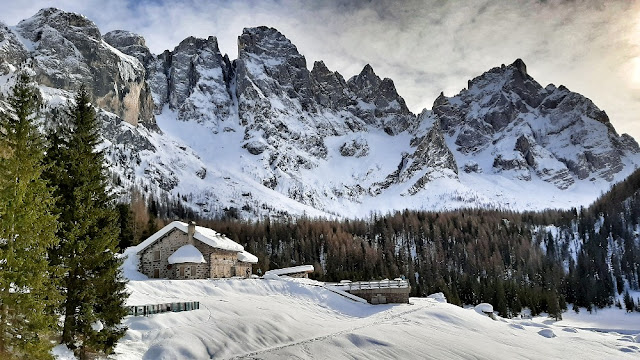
628, 12, 640, 90
630, 57, 640, 89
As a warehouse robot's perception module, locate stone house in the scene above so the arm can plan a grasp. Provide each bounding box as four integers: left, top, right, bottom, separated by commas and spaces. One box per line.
137, 221, 258, 279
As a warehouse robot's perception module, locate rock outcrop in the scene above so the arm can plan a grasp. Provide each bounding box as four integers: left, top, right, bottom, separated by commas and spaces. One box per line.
104, 30, 154, 68
14, 8, 155, 127
429, 58, 639, 189
147, 36, 234, 130
373, 118, 458, 195
0, 22, 28, 74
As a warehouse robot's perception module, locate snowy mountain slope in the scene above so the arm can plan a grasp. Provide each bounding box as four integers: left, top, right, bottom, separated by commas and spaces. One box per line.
424, 59, 640, 190
2, 8, 640, 218
136, 29, 640, 215
0, 9, 331, 219
108, 24, 462, 215
114, 257, 640, 359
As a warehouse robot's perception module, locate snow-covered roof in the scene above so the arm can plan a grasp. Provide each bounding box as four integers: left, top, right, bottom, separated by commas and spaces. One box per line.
167, 244, 205, 264
475, 303, 494, 314
237, 251, 258, 264
137, 221, 244, 253
264, 265, 314, 276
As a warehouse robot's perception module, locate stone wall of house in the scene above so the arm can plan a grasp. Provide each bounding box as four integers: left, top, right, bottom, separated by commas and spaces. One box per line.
234, 262, 252, 278
140, 228, 192, 279
139, 227, 253, 279
209, 250, 236, 278
173, 263, 209, 279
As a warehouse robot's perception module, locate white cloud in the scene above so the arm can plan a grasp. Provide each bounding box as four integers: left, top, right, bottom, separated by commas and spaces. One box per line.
3, 0, 640, 139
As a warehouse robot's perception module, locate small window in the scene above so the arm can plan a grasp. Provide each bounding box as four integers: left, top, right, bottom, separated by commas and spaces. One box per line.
153, 250, 161, 261
153, 269, 159, 278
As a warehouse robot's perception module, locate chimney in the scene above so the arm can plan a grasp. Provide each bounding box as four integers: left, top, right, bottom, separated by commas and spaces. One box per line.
188, 221, 196, 245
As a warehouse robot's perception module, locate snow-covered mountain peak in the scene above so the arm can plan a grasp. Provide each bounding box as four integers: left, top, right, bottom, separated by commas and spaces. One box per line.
511, 57, 528, 76
431, 58, 640, 191
176, 35, 221, 53
16, 7, 101, 43
3, 9, 640, 218
350, 63, 380, 89
147, 32, 233, 130
463, 58, 546, 116
238, 26, 304, 65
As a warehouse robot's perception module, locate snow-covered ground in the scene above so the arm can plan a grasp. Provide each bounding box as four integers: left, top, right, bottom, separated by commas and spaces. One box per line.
109, 250, 640, 359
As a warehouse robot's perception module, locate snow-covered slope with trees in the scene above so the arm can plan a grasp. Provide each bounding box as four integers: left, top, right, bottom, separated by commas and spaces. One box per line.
2, 8, 639, 218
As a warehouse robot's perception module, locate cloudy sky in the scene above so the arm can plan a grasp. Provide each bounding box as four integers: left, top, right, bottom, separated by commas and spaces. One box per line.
3, 0, 640, 139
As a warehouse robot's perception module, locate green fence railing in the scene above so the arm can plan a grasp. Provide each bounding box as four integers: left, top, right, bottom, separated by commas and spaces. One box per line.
127, 301, 200, 317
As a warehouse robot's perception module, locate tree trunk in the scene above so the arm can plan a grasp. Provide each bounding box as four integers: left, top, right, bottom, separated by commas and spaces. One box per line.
0, 302, 7, 355
62, 298, 75, 346
62, 275, 76, 346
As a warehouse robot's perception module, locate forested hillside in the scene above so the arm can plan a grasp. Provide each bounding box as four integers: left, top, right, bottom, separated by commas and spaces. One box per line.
202, 211, 564, 318
119, 170, 639, 319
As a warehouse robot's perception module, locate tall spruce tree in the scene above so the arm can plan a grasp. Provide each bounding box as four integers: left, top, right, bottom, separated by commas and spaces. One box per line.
44, 87, 127, 358
623, 290, 635, 313
0, 73, 59, 359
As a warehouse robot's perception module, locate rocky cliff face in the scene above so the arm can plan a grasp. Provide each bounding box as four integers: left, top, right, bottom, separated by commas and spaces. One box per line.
103, 30, 154, 68
13, 8, 155, 127
1, 8, 639, 218
429, 59, 639, 189
0, 23, 28, 75
231, 26, 419, 205
346, 64, 414, 135
145, 36, 234, 131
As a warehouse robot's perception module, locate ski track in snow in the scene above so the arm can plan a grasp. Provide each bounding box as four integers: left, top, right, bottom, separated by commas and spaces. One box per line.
230, 303, 429, 359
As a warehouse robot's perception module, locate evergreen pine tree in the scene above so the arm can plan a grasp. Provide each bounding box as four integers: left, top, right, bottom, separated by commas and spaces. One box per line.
547, 290, 562, 321
493, 279, 509, 318
0, 72, 59, 359
115, 203, 134, 251
623, 290, 634, 313
43, 87, 127, 358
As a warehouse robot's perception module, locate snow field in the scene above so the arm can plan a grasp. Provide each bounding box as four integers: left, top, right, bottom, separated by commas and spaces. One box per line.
114, 274, 640, 359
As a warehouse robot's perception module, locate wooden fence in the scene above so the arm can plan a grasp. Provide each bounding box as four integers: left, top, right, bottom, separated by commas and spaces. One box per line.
127, 301, 200, 317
